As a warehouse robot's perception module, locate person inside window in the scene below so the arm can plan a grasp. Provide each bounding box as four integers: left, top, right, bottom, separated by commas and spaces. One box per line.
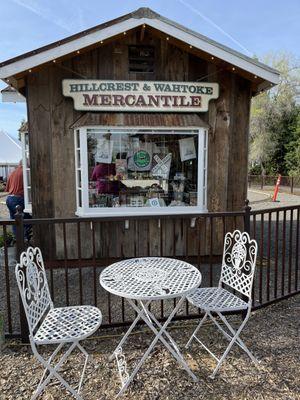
91, 162, 125, 195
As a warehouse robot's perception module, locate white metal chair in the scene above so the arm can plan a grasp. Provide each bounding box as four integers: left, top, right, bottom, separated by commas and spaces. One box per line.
15, 247, 102, 400
186, 230, 258, 378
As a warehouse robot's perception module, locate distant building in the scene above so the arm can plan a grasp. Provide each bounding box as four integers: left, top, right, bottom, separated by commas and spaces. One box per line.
0, 130, 22, 180
1, 85, 25, 103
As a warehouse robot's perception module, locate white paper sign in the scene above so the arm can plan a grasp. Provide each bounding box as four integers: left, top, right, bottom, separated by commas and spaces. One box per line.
179, 137, 196, 162
96, 139, 113, 164
149, 198, 161, 207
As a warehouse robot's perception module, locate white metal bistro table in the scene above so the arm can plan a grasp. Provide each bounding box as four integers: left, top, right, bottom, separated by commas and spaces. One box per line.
100, 257, 202, 396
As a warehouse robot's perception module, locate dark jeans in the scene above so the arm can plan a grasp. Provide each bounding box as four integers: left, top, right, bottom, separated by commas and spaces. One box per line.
6, 195, 32, 240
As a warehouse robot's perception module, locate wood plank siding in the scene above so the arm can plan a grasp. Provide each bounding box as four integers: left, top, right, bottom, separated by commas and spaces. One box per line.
26, 28, 251, 258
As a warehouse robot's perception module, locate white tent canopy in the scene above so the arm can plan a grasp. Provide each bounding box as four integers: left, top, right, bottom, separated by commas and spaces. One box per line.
0, 130, 22, 179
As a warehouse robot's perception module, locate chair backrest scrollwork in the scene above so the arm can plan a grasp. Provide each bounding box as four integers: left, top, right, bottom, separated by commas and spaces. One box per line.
220, 230, 258, 299
15, 247, 53, 335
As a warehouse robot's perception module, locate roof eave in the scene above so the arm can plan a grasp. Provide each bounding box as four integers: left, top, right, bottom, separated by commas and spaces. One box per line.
0, 12, 280, 86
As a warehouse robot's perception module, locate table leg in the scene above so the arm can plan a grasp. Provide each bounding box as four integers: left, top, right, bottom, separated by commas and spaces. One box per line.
129, 298, 198, 382
114, 297, 198, 397
109, 300, 151, 362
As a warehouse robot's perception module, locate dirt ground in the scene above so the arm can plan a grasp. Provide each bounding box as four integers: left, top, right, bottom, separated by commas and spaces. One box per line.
0, 294, 299, 400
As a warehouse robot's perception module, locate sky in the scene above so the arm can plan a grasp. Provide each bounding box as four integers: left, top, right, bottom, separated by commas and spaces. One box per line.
1, 0, 300, 138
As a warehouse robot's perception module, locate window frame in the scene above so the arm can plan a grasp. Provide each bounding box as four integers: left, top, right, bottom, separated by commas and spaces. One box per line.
21, 130, 32, 214
75, 126, 208, 217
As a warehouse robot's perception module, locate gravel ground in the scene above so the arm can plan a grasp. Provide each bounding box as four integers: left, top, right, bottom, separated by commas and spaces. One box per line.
0, 294, 299, 400
248, 190, 300, 211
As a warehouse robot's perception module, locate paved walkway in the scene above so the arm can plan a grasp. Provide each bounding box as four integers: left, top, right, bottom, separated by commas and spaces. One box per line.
248, 189, 300, 210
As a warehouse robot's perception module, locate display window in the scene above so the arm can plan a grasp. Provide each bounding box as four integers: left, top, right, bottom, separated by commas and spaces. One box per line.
75, 127, 208, 216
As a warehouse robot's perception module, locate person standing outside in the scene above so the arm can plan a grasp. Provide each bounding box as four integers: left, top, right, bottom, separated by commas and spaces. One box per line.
5, 160, 31, 240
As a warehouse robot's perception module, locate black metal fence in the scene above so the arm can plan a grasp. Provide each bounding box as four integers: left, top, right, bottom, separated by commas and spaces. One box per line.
0, 202, 299, 340
248, 174, 300, 194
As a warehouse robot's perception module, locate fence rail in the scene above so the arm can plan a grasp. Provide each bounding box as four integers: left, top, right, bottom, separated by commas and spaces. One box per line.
1, 201, 300, 340
248, 174, 300, 194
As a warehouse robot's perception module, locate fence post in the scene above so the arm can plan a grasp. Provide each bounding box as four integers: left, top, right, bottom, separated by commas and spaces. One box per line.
244, 199, 251, 235
15, 205, 29, 343
261, 175, 264, 190
291, 177, 294, 194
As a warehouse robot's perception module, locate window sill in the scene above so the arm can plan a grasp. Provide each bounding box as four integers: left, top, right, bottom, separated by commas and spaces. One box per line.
75, 206, 207, 218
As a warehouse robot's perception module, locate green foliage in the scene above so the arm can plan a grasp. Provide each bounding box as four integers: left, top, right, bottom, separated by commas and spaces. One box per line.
284, 113, 300, 175
250, 52, 300, 176
0, 232, 14, 248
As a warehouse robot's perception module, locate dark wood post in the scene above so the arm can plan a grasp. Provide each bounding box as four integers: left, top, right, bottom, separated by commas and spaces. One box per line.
15, 205, 24, 257
244, 199, 251, 234
15, 205, 29, 343
291, 177, 294, 194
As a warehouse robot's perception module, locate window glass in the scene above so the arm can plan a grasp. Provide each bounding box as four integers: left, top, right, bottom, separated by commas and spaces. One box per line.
87, 129, 199, 209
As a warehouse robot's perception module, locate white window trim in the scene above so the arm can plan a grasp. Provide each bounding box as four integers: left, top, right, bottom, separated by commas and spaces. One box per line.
21, 130, 32, 214
75, 126, 208, 217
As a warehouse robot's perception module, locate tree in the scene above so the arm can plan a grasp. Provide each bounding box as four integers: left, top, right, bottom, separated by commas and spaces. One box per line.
18, 118, 27, 141
284, 111, 300, 175
249, 52, 300, 176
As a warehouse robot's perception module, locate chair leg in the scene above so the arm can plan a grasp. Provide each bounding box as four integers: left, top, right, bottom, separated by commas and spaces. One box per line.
76, 343, 89, 393
31, 341, 88, 400
185, 312, 208, 349
209, 314, 251, 379
217, 313, 259, 364
36, 343, 64, 391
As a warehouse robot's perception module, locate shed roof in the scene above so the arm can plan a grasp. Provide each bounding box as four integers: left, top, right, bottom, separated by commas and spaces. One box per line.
70, 112, 209, 129
0, 7, 279, 91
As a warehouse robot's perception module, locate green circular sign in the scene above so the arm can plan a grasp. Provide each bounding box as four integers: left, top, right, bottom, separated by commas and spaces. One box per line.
133, 150, 151, 168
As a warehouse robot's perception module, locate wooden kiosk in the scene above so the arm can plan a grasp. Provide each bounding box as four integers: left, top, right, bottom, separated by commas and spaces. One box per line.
0, 8, 279, 258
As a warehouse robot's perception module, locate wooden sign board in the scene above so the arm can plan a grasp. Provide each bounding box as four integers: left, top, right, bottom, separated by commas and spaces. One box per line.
62, 80, 219, 112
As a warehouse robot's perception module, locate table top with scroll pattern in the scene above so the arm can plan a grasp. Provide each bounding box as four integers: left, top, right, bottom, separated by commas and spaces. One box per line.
100, 257, 202, 300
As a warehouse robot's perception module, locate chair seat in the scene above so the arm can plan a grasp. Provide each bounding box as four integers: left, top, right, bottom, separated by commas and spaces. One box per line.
34, 306, 102, 345
187, 287, 248, 312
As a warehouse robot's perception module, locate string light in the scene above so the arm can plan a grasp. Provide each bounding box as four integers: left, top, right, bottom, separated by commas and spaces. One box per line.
143, 24, 146, 28
211, 56, 214, 60
232, 67, 236, 71
53, 59, 56, 63
254, 75, 257, 79
77, 50, 80, 54
29, 69, 32, 73
189, 45, 193, 49
123, 31, 127, 35
100, 40, 104, 44
166, 37, 169, 41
